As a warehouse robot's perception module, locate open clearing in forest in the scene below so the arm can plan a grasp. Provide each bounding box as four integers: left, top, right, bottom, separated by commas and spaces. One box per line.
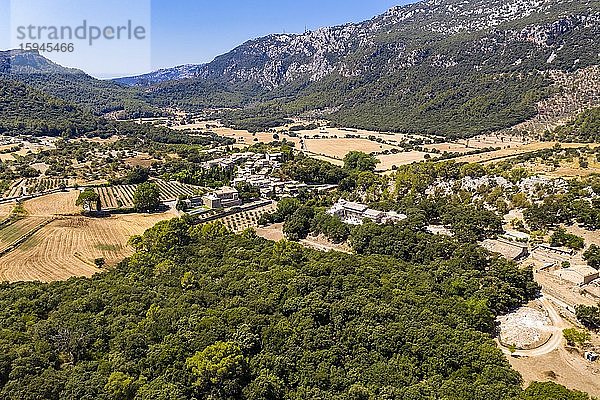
508, 331, 600, 397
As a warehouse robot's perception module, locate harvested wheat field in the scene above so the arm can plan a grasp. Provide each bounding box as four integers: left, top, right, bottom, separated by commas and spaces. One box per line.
423, 143, 471, 153
0, 211, 177, 283
376, 151, 434, 171
125, 153, 159, 168
0, 217, 49, 253
304, 138, 394, 159
23, 190, 81, 216
0, 202, 14, 218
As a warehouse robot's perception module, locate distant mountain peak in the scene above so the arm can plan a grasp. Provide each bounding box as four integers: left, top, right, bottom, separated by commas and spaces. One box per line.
0, 49, 82, 75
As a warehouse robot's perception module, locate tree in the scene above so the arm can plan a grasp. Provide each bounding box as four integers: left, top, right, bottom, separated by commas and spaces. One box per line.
343, 151, 380, 172
76, 189, 101, 213
550, 228, 585, 250
522, 382, 591, 400
186, 341, 248, 397
243, 371, 284, 400
583, 244, 600, 269
283, 206, 314, 241
563, 328, 591, 347
575, 304, 600, 329
275, 197, 301, 220
133, 183, 161, 213
104, 372, 138, 400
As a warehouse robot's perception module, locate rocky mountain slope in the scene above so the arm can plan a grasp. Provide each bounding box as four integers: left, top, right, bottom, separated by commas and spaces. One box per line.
120, 0, 600, 137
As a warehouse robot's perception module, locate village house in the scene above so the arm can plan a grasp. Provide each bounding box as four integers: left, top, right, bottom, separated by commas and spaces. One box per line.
327, 199, 407, 225
481, 238, 529, 262
202, 186, 242, 209
554, 265, 599, 286
531, 244, 575, 264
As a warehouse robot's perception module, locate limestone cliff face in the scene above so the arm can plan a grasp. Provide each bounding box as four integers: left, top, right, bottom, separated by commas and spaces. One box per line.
117, 0, 600, 90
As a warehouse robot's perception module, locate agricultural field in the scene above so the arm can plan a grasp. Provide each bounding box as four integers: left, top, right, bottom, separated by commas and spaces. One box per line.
2, 178, 74, 199
376, 151, 434, 171
455, 142, 600, 164
125, 153, 160, 168
217, 202, 277, 232
94, 180, 201, 210
0, 217, 49, 254
0, 210, 178, 283
303, 138, 397, 159
23, 190, 81, 216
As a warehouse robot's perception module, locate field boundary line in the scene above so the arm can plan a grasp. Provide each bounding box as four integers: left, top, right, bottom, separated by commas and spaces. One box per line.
0, 218, 54, 258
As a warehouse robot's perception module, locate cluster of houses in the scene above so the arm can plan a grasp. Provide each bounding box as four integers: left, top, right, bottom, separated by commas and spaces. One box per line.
230, 152, 310, 198
191, 152, 337, 210
327, 199, 407, 225
202, 152, 280, 169
479, 233, 600, 287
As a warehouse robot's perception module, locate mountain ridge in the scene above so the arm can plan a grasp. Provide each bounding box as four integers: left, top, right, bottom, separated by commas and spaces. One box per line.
0, 50, 158, 117
113, 0, 600, 137
2, 0, 599, 137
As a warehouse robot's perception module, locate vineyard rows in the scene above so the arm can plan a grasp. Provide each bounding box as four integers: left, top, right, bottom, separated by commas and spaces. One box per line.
94, 180, 200, 210
3, 178, 73, 199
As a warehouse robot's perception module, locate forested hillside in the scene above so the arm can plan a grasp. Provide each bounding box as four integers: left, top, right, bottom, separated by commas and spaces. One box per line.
0, 218, 590, 399
550, 107, 600, 142
123, 0, 600, 137
0, 79, 101, 136
0, 50, 156, 117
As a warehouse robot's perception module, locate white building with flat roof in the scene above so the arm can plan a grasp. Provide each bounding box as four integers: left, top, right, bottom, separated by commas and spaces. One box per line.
327, 199, 407, 225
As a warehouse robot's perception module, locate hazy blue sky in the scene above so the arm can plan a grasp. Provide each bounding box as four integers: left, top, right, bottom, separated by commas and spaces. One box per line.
0, 0, 414, 76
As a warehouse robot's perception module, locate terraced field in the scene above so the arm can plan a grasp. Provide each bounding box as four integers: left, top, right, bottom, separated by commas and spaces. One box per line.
3, 178, 74, 199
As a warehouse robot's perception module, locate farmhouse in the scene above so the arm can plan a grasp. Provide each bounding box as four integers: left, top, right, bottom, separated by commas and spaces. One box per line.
481, 238, 529, 261
531, 244, 575, 264
327, 199, 407, 225
181, 196, 204, 209
202, 187, 242, 209
554, 265, 599, 286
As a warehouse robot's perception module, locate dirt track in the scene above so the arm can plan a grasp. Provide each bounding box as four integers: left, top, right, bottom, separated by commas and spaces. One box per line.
498, 295, 600, 396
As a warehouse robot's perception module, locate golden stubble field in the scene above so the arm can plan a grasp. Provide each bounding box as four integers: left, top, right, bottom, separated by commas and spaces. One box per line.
0, 191, 177, 283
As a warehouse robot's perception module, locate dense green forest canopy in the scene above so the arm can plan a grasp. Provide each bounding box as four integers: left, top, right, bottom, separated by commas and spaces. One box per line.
0, 217, 586, 400
0, 79, 101, 136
